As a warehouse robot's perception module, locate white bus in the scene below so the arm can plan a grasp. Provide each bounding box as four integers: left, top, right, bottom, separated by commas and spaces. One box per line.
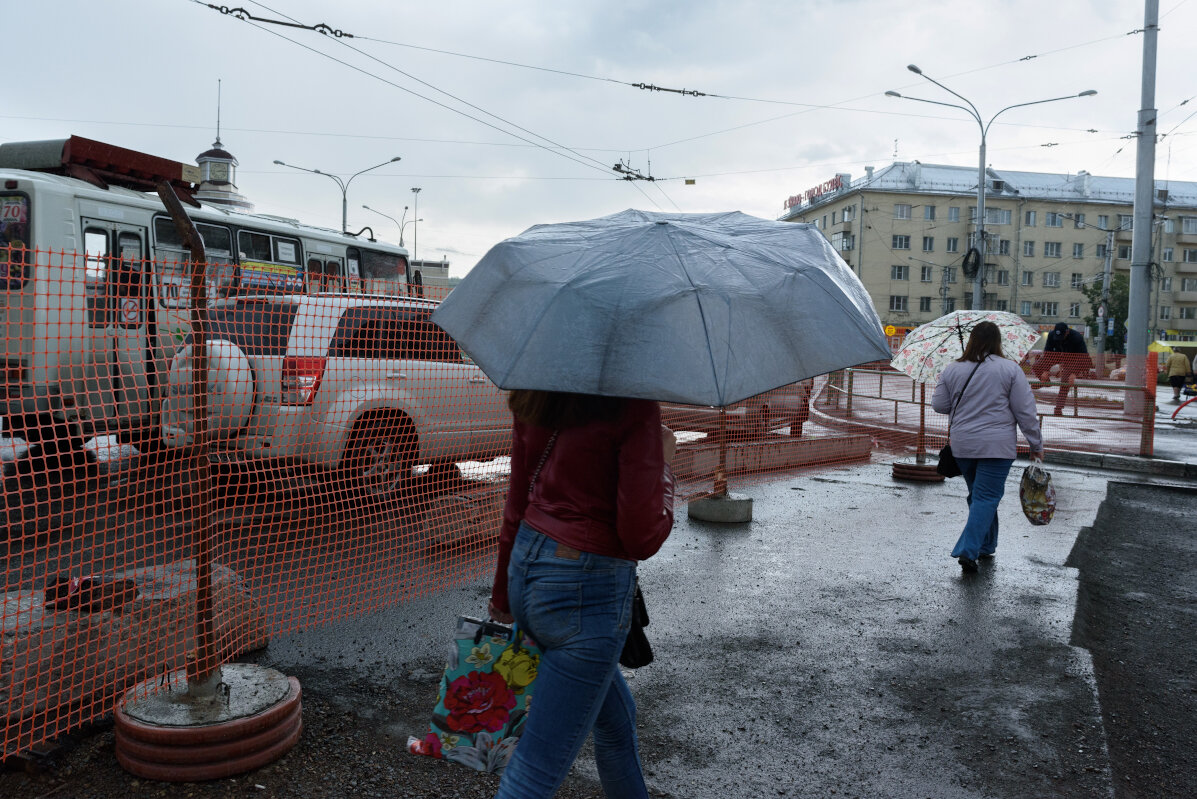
0, 136, 411, 450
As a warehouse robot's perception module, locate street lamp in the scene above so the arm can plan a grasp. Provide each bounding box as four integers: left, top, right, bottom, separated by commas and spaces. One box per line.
887, 66, 1096, 312
401, 218, 422, 248
274, 156, 401, 234
411, 187, 422, 264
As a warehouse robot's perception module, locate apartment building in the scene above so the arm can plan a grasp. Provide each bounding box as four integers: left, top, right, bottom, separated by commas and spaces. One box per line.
778, 162, 1197, 344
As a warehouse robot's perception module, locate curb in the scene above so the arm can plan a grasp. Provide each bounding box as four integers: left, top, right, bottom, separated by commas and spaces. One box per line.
1044, 449, 1197, 480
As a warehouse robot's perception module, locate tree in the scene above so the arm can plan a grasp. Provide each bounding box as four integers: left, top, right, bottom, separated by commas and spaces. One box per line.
1081, 273, 1129, 354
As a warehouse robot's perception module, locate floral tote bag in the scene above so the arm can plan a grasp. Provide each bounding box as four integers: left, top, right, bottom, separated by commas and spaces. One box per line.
408, 616, 541, 773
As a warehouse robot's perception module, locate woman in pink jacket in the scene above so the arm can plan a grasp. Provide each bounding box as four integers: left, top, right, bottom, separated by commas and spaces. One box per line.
932, 322, 1044, 574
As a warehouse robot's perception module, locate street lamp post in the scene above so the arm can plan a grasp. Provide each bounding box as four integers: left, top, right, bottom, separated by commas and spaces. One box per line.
401, 218, 422, 247
887, 68, 1095, 313
274, 156, 401, 234
411, 187, 422, 265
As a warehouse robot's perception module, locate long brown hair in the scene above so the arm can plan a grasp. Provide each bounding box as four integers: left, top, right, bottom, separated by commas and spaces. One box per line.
508, 390, 625, 429
958, 320, 1005, 362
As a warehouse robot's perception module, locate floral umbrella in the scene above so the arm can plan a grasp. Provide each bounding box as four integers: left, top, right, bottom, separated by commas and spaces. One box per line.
890, 310, 1042, 384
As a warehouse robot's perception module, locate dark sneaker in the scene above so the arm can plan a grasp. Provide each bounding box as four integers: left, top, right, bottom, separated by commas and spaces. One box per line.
978, 553, 995, 560
958, 557, 979, 573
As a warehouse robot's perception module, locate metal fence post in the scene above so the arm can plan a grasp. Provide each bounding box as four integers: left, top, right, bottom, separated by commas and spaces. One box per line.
845, 369, 855, 418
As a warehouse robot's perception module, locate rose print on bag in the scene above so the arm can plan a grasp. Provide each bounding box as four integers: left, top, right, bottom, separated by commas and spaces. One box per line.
444, 670, 517, 733
495, 645, 540, 694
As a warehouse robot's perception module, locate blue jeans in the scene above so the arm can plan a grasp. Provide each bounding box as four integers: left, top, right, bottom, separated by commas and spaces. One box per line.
495, 523, 647, 799
951, 457, 1014, 561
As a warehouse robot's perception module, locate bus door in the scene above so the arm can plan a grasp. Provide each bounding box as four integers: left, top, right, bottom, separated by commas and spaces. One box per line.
80, 218, 150, 431
306, 255, 346, 294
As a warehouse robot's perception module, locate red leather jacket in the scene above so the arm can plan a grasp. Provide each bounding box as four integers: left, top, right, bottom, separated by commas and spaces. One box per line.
490, 399, 675, 613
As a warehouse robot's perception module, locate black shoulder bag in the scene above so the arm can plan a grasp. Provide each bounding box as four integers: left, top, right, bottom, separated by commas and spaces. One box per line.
937, 361, 982, 478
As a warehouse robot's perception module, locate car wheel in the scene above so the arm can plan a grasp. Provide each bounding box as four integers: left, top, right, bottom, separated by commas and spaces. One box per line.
342, 416, 416, 497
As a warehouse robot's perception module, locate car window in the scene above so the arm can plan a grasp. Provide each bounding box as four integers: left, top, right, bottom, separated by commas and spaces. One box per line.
194, 300, 299, 356
330, 306, 462, 363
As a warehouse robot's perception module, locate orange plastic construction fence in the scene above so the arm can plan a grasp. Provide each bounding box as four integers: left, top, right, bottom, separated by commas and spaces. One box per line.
0, 250, 1160, 758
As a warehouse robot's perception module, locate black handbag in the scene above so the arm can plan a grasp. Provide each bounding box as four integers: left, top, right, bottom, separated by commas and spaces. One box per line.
937, 362, 982, 479
619, 579, 653, 668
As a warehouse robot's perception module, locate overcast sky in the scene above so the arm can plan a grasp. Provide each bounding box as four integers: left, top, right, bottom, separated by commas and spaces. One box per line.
6, 1, 1197, 275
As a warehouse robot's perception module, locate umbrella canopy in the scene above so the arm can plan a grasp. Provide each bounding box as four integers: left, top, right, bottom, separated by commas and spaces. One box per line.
890, 310, 1041, 384
431, 209, 890, 407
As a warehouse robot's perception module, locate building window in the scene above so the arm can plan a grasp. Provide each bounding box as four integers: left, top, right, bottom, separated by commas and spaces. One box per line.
1162, 277, 1172, 292
945, 297, 957, 312
1181, 307, 1197, 320
889, 295, 908, 312
831, 232, 854, 251
892, 235, 911, 250
920, 265, 934, 282
1024, 241, 1035, 257
1096, 243, 1107, 258
985, 265, 996, 282
946, 237, 960, 254
894, 203, 912, 220
1045, 212, 1064, 227
997, 270, 1010, 286
1044, 242, 1062, 258
948, 207, 961, 223
1024, 210, 1037, 226
1073, 213, 1086, 228
971, 207, 1012, 225
1117, 245, 1132, 259
1182, 216, 1197, 235
1163, 218, 1175, 233
924, 205, 936, 221
1021, 271, 1034, 286
1071, 273, 1084, 290
1069, 302, 1081, 318
922, 236, 934, 252
1097, 214, 1109, 229
831, 211, 837, 225
842, 205, 856, 222
919, 296, 932, 312
1118, 214, 1133, 231
1073, 243, 1085, 259
1182, 277, 1197, 292
1183, 248, 1197, 263
1044, 271, 1061, 287
891, 264, 909, 280
994, 239, 1008, 256
1163, 247, 1173, 262
1043, 301, 1059, 316
945, 267, 958, 283
822, 215, 827, 228
994, 300, 1008, 311
1020, 301, 1032, 316
1160, 306, 1172, 320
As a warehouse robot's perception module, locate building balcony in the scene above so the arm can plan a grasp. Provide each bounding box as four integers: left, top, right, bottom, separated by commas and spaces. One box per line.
1116, 228, 1134, 241
1167, 317, 1197, 331
1176, 231, 1197, 245
1174, 260, 1197, 274
1174, 291, 1197, 303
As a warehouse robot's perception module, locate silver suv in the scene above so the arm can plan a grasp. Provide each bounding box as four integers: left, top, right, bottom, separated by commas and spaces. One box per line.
161, 294, 511, 495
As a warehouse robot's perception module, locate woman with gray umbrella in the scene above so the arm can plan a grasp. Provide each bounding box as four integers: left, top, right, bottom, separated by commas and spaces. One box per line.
488, 390, 676, 798
932, 321, 1044, 573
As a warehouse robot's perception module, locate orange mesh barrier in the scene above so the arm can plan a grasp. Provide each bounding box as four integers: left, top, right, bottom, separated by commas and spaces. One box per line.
0, 249, 1160, 757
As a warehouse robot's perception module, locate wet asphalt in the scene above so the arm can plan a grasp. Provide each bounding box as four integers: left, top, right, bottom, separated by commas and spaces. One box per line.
257, 457, 1158, 798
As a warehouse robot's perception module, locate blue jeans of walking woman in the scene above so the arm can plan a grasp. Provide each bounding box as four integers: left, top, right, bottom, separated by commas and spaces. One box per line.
951, 457, 1014, 561
496, 523, 647, 799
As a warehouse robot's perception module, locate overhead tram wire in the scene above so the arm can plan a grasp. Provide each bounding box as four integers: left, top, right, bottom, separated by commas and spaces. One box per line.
197, 1, 1131, 158
199, 2, 614, 180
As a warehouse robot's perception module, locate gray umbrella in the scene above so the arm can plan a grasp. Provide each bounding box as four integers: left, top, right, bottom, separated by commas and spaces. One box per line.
431, 209, 890, 407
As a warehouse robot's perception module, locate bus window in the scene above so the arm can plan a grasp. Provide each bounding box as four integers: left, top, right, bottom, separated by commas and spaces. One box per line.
0, 195, 31, 290
238, 229, 304, 293
346, 247, 363, 293
85, 228, 109, 327
307, 258, 325, 293
153, 217, 236, 306
360, 249, 407, 296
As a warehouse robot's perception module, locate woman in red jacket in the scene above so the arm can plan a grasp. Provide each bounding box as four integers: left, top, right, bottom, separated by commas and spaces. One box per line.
490, 390, 676, 798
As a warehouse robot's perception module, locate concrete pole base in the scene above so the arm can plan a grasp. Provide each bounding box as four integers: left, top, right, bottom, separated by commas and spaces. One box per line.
687, 492, 753, 523
891, 459, 946, 483
115, 663, 302, 782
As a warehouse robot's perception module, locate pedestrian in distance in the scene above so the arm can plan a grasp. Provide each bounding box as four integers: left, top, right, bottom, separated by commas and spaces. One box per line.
1164, 349, 1192, 402
932, 321, 1044, 574
1033, 322, 1093, 416
488, 390, 676, 798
